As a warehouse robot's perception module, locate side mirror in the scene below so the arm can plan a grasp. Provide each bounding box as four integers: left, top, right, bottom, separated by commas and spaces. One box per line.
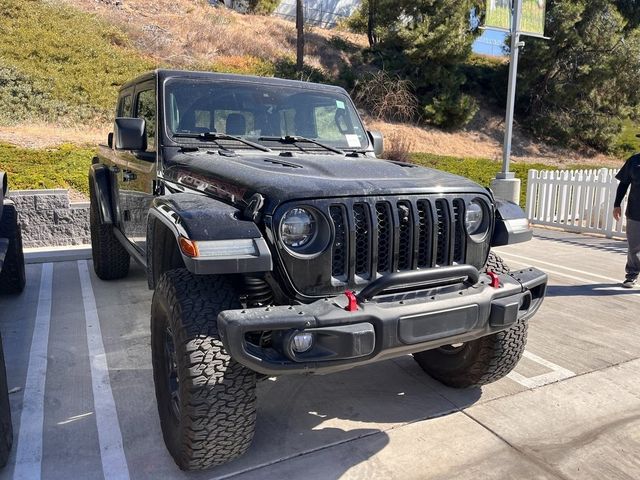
108, 132, 114, 149
368, 130, 384, 157
114, 117, 146, 151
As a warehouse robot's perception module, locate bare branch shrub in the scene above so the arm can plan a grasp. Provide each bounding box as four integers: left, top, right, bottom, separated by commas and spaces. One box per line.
352, 71, 419, 123
384, 131, 415, 163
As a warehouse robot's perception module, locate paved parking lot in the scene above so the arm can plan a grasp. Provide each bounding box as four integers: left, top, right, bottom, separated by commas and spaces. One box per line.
1, 228, 639, 480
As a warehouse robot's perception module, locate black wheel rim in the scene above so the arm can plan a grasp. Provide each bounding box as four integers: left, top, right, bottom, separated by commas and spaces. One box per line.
163, 327, 180, 420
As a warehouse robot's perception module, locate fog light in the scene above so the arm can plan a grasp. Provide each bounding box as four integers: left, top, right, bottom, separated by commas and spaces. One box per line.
291, 332, 314, 353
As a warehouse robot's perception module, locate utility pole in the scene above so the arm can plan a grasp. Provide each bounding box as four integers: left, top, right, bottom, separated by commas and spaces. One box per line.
296, 0, 304, 73
490, 0, 524, 205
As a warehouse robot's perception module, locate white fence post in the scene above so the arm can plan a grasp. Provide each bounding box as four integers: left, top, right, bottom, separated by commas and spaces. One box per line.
525, 167, 626, 239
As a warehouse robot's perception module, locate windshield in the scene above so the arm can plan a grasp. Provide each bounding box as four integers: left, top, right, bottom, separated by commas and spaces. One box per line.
164, 78, 369, 150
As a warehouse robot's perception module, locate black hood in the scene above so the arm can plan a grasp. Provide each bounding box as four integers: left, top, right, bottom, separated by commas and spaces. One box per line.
163, 150, 487, 212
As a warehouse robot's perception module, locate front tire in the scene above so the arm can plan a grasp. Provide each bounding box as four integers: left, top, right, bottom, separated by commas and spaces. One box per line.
0, 204, 25, 295
412, 252, 527, 388
151, 269, 257, 470
0, 333, 13, 468
89, 180, 129, 280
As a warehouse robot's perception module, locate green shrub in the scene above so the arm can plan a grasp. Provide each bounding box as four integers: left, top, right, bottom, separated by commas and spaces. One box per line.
410, 153, 608, 206
327, 36, 361, 54
0, 0, 156, 123
0, 66, 97, 124
249, 0, 280, 15
0, 143, 95, 195
273, 57, 328, 83
422, 92, 479, 130
613, 119, 640, 158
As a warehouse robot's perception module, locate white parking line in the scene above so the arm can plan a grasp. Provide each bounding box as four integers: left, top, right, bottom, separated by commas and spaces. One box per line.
78, 260, 130, 480
507, 351, 576, 389
498, 251, 621, 283
13, 263, 53, 480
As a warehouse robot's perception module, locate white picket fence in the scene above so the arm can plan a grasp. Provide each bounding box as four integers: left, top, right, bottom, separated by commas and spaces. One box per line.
525, 168, 627, 239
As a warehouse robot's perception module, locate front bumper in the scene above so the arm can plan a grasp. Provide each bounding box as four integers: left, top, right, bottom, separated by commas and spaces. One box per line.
218, 266, 547, 376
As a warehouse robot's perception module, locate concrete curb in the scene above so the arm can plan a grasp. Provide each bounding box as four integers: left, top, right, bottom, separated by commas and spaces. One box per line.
24, 245, 92, 264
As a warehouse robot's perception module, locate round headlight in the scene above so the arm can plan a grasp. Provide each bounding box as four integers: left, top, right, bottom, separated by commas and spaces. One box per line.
465, 200, 485, 235
281, 208, 316, 248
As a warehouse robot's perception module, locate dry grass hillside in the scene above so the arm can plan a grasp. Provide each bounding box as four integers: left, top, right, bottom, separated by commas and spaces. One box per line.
57, 0, 364, 76
0, 0, 622, 169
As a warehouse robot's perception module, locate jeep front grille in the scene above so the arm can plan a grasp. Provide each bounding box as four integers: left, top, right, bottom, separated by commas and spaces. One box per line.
330, 197, 467, 283
275, 195, 488, 298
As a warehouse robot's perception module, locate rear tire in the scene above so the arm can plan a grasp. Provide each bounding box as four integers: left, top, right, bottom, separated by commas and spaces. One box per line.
0, 333, 13, 468
89, 181, 129, 280
412, 252, 527, 388
0, 204, 25, 295
151, 269, 257, 470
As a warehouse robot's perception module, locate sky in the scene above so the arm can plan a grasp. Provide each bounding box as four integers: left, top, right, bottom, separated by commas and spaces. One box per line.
473, 29, 508, 56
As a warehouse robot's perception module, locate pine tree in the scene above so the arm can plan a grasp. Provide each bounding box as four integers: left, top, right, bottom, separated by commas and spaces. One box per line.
516, 0, 640, 151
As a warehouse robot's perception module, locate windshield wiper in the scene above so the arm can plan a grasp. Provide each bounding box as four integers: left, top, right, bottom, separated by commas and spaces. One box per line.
173, 132, 271, 153
258, 135, 345, 155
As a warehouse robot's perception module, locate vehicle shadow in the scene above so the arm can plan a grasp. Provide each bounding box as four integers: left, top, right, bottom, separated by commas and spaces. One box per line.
533, 231, 628, 256
100, 264, 486, 479
546, 283, 640, 298
202, 357, 483, 479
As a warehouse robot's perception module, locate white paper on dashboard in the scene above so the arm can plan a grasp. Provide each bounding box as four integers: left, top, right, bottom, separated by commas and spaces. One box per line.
345, 134, 361, 147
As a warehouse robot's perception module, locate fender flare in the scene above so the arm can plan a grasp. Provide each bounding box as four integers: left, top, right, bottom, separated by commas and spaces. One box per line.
147, 193, 272, 280
88, 163, 114, 225
491, 198, 533, 247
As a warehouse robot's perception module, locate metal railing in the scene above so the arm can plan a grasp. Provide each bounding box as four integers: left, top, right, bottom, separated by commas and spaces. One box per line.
526, 168, 627, 239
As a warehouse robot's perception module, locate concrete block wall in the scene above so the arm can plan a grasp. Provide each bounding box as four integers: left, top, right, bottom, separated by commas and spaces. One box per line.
9, 190, 90, 248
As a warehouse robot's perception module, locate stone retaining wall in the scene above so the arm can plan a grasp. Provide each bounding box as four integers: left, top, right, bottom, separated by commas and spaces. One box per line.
9, 190, 90, 248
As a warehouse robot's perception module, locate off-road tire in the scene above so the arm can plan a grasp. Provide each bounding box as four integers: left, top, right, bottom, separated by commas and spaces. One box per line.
89, 181, 129, 280
151, 269, 257, 470
482, 251, 510, 275
412, 252, 527, 388
0, 204, 26, 295
0, 333, 13, 468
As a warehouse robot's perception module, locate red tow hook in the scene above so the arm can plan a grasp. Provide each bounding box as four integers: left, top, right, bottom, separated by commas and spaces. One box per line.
344, 290, 359, 312
487, 271, 501, 288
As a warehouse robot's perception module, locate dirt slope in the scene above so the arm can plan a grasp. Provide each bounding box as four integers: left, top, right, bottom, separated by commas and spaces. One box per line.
1, 0, 622, 168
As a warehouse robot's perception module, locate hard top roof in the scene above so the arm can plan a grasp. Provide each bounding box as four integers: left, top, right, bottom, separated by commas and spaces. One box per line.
119, 69, 347, 94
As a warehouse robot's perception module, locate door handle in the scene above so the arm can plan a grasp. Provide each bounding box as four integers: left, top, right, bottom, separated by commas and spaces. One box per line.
122, 170, 137, 182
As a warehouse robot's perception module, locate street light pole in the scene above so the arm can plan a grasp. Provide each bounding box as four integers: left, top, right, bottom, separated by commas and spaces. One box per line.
490, 0, 524, 204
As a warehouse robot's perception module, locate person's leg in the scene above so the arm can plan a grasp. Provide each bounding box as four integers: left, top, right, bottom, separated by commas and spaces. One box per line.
625, 218, 640, 284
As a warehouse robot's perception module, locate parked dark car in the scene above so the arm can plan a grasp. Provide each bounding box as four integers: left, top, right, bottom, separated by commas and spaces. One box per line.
0, 171, 26, 468
90, 70, 547, 470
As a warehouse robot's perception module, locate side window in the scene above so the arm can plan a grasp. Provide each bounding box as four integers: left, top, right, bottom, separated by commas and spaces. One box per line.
116, 95, 132, 117
136, 88, 156, 152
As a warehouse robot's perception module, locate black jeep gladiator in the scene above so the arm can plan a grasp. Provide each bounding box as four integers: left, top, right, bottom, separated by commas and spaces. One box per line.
90, 70, 547, 470
0, 171, 26, 468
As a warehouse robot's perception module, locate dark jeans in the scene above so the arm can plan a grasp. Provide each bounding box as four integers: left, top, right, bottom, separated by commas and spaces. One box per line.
627, 218, 640, 281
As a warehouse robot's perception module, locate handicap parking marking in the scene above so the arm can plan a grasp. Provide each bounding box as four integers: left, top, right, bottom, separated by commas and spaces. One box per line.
13, 264, 52, 480
507, 351, 576, 389
78, 260, 131, 480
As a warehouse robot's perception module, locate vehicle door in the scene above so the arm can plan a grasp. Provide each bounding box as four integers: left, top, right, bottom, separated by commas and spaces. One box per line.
105, 90, 134, 235
119, 81, 157, 253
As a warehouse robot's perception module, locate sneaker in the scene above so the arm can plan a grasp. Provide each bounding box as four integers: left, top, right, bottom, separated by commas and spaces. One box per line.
622, 279, 638, 288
